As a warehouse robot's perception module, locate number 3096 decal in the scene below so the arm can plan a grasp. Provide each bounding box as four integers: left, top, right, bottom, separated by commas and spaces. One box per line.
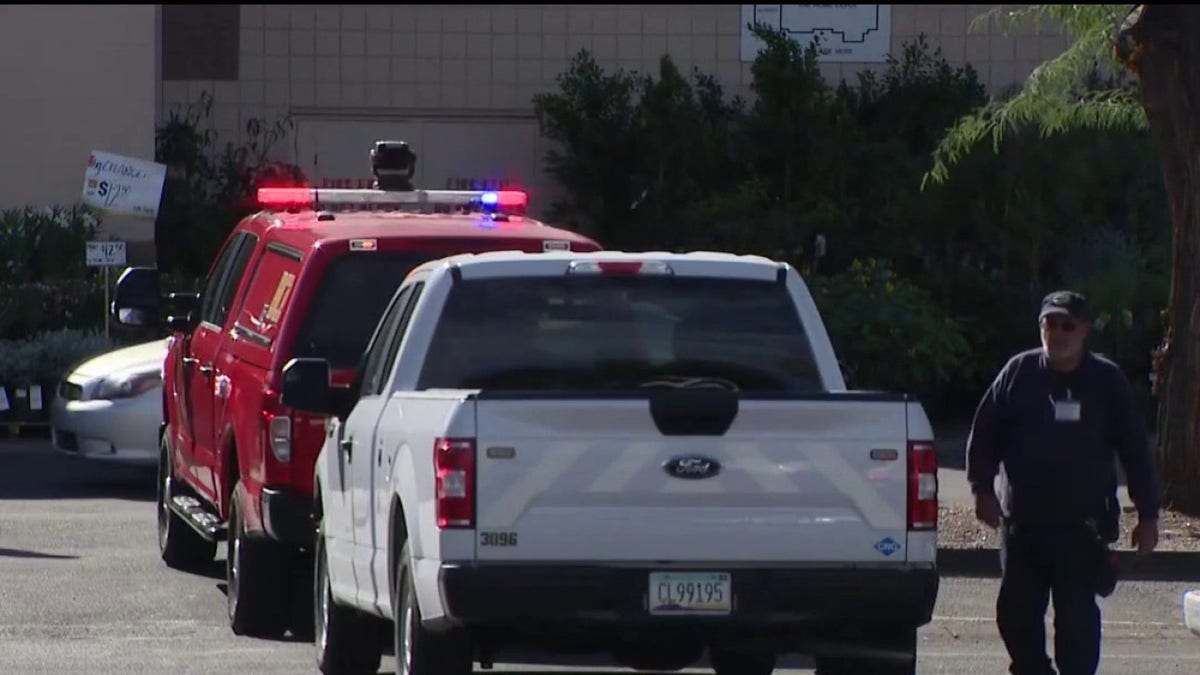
480, 531, 518, 547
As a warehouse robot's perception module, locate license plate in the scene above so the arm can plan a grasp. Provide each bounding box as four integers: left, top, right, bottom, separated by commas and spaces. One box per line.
648, 572, 731, 615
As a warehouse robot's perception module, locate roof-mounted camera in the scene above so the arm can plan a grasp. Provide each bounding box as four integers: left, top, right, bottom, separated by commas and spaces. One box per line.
371, 140, 416, 191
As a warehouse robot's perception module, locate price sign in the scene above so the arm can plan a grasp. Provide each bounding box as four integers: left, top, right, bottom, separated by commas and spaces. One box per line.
86, 240, 127, 267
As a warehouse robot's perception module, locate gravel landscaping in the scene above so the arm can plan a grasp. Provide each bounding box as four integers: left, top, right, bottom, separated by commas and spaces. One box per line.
939, 502, 1200, 552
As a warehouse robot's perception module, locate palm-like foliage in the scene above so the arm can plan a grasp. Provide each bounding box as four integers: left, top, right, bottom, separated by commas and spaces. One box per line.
923, 4, 1145, 188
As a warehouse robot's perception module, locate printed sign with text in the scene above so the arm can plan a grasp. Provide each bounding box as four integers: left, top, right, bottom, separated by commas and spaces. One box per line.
86, 240, 128, 267
82, 150, 167, 219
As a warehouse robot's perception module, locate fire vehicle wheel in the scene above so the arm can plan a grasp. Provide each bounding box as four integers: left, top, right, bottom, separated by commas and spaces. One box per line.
227, 479, 290, 638
315, 511, 381, 674
393, 542, 472, 675
156, 432, 216, 570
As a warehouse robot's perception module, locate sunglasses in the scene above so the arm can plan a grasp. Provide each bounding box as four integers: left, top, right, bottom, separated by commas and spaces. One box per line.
1041, 317, 1078, 333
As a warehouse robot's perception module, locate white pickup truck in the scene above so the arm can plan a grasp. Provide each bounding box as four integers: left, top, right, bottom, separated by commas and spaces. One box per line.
280, 251, 940, 675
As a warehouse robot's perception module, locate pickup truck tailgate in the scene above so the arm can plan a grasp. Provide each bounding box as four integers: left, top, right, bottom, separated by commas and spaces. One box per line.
473, 394, 921, 564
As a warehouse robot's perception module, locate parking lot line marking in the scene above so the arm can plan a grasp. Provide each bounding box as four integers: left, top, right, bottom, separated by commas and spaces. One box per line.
932, 615, 1180, 629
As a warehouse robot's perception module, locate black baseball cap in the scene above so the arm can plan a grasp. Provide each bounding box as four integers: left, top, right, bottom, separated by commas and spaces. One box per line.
1039, 290, 1089, 322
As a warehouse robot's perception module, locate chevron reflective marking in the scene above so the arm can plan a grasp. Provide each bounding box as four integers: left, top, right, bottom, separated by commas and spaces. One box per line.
477, 438, 906, 532
478, 440, 591, 528
721, 441, 798, 494
800, 442, 906, 530
585, 440, 664, 493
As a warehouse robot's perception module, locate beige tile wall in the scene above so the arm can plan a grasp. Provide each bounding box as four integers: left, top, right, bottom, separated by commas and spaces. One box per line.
1, 5, 158, 247
162, 4, 1070, 162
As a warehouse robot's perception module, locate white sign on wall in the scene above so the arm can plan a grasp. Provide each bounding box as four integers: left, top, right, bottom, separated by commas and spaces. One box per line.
81, 150, 167, 219
741, 5, 893, 63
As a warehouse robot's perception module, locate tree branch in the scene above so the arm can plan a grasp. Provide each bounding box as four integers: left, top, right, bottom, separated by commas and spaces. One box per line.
922, 4, 1146, 190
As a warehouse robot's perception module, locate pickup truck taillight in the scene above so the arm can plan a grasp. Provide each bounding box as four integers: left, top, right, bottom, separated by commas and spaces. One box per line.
907, 441, 938, 531
261, 387, 291, 463
435, 438, 475, 529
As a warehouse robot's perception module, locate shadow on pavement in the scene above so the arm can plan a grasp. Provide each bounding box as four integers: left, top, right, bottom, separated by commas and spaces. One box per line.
939, 547, 1200, 582
0, 547, 80, 560
0, 438, 155, 501
188, 558, 226, 581
370, 650, 816, 674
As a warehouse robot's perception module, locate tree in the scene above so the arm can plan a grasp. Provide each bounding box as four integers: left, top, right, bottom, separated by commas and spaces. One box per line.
924, 4, 1200, 512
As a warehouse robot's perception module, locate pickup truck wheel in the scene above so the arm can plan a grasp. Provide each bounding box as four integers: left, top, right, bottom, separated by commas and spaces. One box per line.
710, 647, 776, 675
393, 543, 472, 675
315, 517, 380, 674
227, 481, 289, 638
156, 433, 216, 570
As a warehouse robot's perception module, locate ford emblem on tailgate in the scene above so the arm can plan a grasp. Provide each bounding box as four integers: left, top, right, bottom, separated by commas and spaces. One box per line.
663, 455, 721, 480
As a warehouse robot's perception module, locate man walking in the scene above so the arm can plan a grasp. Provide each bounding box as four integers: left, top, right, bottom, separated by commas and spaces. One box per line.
965, 290, 1162, 675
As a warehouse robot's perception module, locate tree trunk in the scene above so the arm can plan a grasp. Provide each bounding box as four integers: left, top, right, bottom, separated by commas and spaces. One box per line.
1126, 6, 1200, 513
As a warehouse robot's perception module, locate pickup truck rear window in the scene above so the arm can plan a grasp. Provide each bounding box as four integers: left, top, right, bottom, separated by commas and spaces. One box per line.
419, 275, 823, 392
291, 252, 433, 368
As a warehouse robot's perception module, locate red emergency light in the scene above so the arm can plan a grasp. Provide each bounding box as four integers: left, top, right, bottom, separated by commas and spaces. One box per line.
255, 186, 529, 213
257, 187, 314, 207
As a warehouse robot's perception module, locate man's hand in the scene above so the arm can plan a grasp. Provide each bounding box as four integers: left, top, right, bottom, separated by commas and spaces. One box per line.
1132, 518, 1159, 555
975, 491, 1002, 529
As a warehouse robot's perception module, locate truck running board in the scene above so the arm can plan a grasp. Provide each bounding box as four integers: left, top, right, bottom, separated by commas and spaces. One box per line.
170, 495, 227, 542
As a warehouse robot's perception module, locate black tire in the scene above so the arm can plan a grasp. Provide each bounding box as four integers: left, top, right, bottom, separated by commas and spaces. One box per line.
314, 514, 381, 674
393, 542, 473, 675
156, 431, 216, 570
711, 647, 776, 675
814, 627, 917, 675
227, 480, 290, 638
289, 550, 317, 642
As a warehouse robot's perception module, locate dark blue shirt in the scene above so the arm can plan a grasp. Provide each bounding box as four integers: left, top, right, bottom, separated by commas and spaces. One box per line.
965, 348, 1162, 525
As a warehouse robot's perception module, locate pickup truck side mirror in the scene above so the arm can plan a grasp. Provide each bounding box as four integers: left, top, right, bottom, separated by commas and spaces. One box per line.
112, 266, 162, 327
164, 292, 200, 334
281, 358, 354, 418
165, 292, 199, 315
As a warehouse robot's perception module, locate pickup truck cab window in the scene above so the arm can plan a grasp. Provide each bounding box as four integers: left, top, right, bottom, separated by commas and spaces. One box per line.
198, 232, 257, 329
376, 282, 424, 394
418, 275, 823, 392
359, 284, 415, 398
291, 252, 435, 370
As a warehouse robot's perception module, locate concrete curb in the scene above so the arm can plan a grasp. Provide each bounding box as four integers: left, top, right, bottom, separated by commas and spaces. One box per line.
938, 547, 1200, 582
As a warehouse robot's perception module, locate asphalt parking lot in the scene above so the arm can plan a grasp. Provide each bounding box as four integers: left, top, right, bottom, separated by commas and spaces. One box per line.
2, 437, 1198, 674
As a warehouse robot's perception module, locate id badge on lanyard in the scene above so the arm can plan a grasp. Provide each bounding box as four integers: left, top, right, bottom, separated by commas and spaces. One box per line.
1052, 388, 1081, 423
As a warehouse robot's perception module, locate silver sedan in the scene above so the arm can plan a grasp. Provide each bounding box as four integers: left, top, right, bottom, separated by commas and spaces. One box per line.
49, 338, 168, 466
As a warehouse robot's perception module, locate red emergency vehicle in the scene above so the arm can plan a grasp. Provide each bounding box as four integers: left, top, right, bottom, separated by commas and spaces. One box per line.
111, 141, 601, 638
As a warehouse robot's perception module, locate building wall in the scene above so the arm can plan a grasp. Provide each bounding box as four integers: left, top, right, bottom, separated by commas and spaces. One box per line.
0, 4, 158, 256
161, 4, 1069, 218
0, 5, 1071, 255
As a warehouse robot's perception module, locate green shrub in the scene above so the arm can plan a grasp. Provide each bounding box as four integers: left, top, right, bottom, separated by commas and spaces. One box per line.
808, 259, 971, 414
0, 204, 102, 283
155, 91, 303, 278
533, 26, 1171, 422
0, 329, 112, 388
0, 279, 108, 341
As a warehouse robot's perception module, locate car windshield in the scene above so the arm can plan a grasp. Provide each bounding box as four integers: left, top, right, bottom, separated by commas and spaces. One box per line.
291, 252, 434, 368
418, 274, 824, 392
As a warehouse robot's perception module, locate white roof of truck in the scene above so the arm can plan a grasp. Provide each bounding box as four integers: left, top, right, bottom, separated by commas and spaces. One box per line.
412, 250, 792, 282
